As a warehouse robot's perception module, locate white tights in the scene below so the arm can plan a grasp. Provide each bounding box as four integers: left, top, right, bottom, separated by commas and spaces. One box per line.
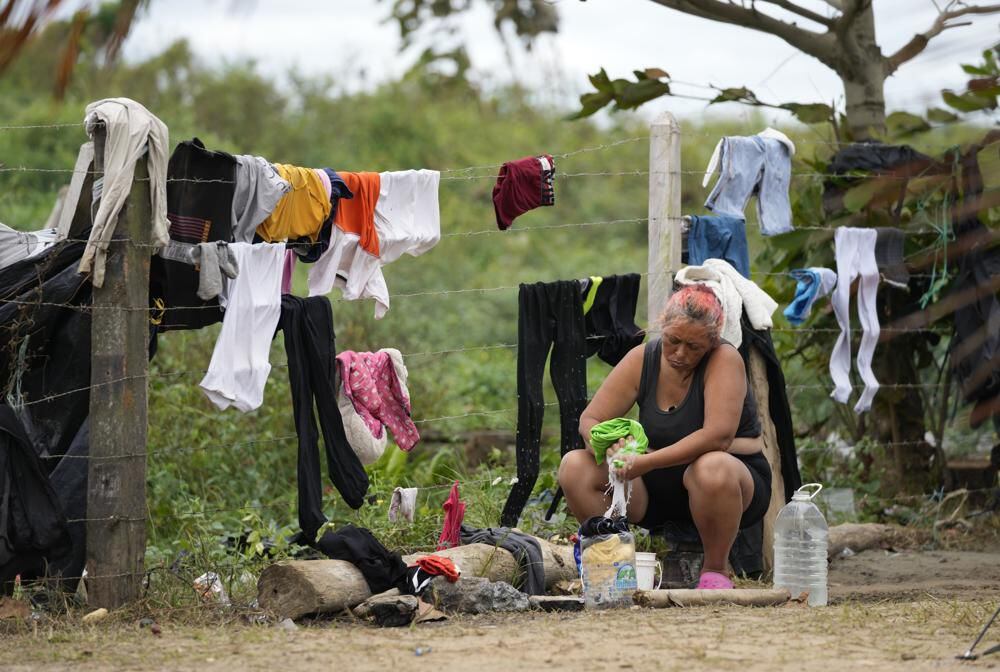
830, 227, 881, 413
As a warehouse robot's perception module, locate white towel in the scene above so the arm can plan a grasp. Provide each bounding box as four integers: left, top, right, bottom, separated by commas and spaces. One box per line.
674, 259, 778, 347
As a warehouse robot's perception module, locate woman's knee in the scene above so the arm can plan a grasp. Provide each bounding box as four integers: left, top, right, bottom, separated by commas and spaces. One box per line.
684, 451, 743, 496
558, 449, 599, 490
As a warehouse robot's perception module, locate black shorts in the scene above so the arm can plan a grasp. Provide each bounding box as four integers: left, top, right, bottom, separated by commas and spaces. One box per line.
637, 451, 772, 531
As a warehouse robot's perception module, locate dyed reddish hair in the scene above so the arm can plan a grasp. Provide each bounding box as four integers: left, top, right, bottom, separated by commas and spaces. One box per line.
658, 284, 724, 344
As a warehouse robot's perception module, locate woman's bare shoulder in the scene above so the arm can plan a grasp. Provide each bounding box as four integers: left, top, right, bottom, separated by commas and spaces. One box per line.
705, 342, 746, 374
618, 342, 647, 373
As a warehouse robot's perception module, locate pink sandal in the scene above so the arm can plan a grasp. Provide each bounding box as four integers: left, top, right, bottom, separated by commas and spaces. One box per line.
697, 571, 734, 590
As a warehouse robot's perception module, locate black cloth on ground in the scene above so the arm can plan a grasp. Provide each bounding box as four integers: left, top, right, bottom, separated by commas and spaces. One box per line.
0, 405, 70, 590
459, 524, 545, 595
310, 524, 407, 594
578, 516, 630, 537
500, 281, 588, 527
949, 137, 1000, 428
278, 295, 368, 542
404, 565, 435, 596
150, 138, 236, 331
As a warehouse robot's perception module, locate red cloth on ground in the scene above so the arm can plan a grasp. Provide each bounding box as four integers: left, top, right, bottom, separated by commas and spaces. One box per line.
436, 481, 465, 550
414, 555, 460, 582
492, 154, 555, 230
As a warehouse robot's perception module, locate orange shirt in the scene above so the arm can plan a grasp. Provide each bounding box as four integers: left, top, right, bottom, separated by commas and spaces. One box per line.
335, 171, 381, 257
256, 164, 331, 243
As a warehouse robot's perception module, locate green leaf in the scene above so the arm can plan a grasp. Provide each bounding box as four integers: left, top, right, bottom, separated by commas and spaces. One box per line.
926, 107, 959, 124
612, 78, 671, 110
569, 90, 614, 119
961, 64, 992, 76
842, 175, 914, 214
781, 102, 834, 125
886, 111, 930, 137
588, 68, 612, 93
843, 179, 887, 213
711, 87, 759, 105
571, 68, 670, 118
943, 89, 997, 113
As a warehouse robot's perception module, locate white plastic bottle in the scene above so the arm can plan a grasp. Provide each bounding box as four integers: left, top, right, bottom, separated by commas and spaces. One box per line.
773, 483, 828, 606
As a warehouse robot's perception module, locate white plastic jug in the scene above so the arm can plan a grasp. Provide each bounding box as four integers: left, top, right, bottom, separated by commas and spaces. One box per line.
773, 483, 828, 606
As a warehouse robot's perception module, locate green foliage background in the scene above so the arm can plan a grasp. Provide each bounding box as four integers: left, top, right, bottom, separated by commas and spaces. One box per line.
1, 16, 996, 600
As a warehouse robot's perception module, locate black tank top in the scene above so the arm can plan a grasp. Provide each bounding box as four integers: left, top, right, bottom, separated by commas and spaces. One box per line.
637, 339, 761, 451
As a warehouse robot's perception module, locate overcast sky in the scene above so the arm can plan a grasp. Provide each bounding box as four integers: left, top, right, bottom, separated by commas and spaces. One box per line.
113, 0, 999, 124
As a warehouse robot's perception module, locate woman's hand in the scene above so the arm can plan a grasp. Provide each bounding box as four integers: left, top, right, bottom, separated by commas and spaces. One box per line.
607, 436, 648, 481
611, 452, 648, 481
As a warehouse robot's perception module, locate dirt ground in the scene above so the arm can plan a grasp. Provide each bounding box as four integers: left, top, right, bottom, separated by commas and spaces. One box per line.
2, 549, 1000, 672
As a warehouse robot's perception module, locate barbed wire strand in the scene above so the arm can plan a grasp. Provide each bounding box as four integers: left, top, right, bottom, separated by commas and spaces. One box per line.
0, 165, 961, 184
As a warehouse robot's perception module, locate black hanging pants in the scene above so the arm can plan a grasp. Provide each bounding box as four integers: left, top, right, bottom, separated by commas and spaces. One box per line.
584, 273, 644, 366
500, 281, 587, 527
278, 295, 368, 541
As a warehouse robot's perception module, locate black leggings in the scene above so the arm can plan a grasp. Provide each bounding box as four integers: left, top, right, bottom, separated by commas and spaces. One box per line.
637, 451, 772, 531
500, 281, 587, 527
279, 295, 368, 539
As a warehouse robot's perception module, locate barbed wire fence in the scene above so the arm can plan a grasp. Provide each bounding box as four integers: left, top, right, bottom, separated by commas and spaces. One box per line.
0, 115, 992, 608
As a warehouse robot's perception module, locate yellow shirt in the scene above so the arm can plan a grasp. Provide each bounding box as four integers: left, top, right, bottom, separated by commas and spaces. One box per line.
256, 164, 331, 243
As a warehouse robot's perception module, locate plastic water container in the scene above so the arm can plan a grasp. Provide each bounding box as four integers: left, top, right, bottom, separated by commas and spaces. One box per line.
773, 483, 828, 607
580, 530, 636, 609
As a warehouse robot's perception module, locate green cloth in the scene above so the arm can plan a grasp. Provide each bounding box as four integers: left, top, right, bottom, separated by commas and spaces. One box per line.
590, 418, 648, 465
582, 276, 603, 315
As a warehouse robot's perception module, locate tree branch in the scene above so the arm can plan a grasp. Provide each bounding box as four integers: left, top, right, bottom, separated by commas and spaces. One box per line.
648, 0, 838, 66
886, 2, 1000, 75
834, 0, 867, 34
757, 0, 836, 28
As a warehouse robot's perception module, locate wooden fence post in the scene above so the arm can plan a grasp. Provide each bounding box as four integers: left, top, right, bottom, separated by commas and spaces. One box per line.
647, 111, 682, 325
85, 126, 151, 608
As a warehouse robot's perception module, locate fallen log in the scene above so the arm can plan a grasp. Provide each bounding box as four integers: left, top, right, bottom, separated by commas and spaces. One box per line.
634, 588, 790, 608
258, 539, 577, 620
405, 536, 577, 587
827, 523, 921, 559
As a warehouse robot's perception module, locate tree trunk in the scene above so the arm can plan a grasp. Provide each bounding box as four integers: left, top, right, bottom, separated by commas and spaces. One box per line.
836, 2, 887, 140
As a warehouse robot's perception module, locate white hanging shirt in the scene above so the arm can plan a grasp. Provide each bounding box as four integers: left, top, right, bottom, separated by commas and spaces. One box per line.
308, 169, 440, 318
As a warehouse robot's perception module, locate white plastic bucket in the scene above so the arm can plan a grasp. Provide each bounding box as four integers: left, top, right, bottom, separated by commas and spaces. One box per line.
634, 551, 662, 591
